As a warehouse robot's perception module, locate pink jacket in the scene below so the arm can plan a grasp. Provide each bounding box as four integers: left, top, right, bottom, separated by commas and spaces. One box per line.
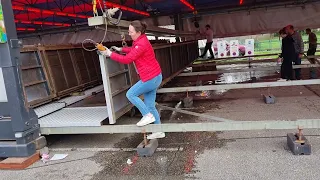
110, 34, 162, 82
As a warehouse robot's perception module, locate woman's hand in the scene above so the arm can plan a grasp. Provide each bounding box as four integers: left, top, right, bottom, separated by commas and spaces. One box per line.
110, 46, 122, 52
100, 47, 112, 57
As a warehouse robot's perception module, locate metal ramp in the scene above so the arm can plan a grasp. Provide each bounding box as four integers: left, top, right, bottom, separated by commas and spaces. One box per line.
33, 85, 108, 128
38, 107, 108, 127
34, 85, 104, 118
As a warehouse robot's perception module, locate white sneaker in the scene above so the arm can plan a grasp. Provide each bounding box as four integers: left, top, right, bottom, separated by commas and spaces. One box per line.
136, 114, 155, 127
147, 132, 165, 139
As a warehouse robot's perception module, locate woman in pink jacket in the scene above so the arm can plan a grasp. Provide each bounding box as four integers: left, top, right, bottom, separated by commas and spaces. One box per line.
101, 20, 164, 139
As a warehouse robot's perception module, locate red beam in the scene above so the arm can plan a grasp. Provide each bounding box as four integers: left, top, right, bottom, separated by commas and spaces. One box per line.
12, 5, 90, 19
105, 1, 150, 16
12, 1, 149, 22
240, 0, 244, 5
180, 0, 195, 11
14, 20, 71, 27
16, 28, 36, 31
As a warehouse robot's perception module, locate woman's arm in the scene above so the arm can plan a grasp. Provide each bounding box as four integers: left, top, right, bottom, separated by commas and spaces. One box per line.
122, 47, 132, 53
110, 44, 144, 64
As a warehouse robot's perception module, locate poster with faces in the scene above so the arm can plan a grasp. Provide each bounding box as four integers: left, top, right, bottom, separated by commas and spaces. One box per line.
245, 39, 254, 56
217, 41, 227, 58
230, 40, 239, 57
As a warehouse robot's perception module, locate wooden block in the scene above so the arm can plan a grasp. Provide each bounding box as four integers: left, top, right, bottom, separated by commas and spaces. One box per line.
0, 152, 40, 170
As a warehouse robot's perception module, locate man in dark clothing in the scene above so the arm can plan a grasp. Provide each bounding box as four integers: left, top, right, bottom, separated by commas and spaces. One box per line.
278, 28, 295, 80
306, 28, 318, 79
286, 25, 304, 80
199, 24, 214, 59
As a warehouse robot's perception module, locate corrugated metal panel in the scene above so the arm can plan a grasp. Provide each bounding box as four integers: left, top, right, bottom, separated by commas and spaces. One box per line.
34, 85, 104, 118
39, 107, 108, 127
34, 102, 66, 118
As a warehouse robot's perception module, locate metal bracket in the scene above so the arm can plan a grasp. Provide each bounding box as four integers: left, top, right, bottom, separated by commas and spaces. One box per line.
10, 39, 22, 49
15, 125, 40, 144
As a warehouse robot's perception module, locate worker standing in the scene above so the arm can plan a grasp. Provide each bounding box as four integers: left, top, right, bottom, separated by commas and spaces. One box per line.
286, 25, 304, 80
199, 24, 214, 59
100, 20, 165, 140
278, 28, 295, 81
306, 28, 318, 79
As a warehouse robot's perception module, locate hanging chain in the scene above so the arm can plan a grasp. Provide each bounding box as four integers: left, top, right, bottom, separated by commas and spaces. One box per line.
118, 25, 127, 47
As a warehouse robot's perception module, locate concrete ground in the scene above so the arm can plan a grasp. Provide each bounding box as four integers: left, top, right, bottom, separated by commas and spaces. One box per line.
2, 67, 320, 179
2, 129, 320, 180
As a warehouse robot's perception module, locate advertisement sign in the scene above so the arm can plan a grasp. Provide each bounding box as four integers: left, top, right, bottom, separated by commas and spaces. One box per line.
0, 68, 8, 102
217, 41, 227, 58
0, 3, 7, 44
230, 40, 239, 57
245, 39, 254, 56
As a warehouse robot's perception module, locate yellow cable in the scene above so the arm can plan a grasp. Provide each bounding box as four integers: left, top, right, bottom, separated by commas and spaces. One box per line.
92, 0, 97, 15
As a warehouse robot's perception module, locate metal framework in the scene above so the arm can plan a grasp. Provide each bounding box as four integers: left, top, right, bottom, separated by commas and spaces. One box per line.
40, 119, 320, 134
158, 79, 320, 93
178, 64, 320, 77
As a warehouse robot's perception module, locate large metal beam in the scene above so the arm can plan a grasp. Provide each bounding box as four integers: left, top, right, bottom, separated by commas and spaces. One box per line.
178, 64, 320, 77
107, 18, 196, 37
40, 119, 320, 134
157, 79, 320, 93
0, 0, 39, 157
18, 17, 197, 39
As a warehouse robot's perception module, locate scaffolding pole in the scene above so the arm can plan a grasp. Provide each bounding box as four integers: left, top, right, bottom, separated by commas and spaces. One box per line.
178, 64, 320, 77
157, 79, 320, 93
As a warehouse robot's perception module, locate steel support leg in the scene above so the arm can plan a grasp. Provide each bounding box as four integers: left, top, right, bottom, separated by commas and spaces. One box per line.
0, 1, 39, 157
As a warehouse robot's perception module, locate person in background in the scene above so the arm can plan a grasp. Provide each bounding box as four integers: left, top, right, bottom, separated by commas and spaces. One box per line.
199, 24, 214, 59
100, 20, 165, 140
286, 25, 304, 80
278, 28, 295, 81
306, 28, 318, 79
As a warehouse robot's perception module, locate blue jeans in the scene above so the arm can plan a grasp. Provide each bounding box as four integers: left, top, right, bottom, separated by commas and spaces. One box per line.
126, 74, 162, 124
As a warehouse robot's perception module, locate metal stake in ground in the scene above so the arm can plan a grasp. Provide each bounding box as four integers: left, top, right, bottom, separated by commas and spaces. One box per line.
295, 126, 305, 144
142, 129, 148, 146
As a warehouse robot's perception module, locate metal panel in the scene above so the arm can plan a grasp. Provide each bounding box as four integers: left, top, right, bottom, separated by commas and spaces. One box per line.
57, 50, 79, 88
0, 120, 14, 140
45, 50, 69, 92
99, 55, 117, 124
20, 46, 104, 107
38, 107, 108, 127
57, 85, 104, 106
40, 119, 320, 134
34, 103, 66, 118
33, 85, 104, 118
24, 83, 49, 103
0, 102, 10, 116
0, 68, 7, 102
